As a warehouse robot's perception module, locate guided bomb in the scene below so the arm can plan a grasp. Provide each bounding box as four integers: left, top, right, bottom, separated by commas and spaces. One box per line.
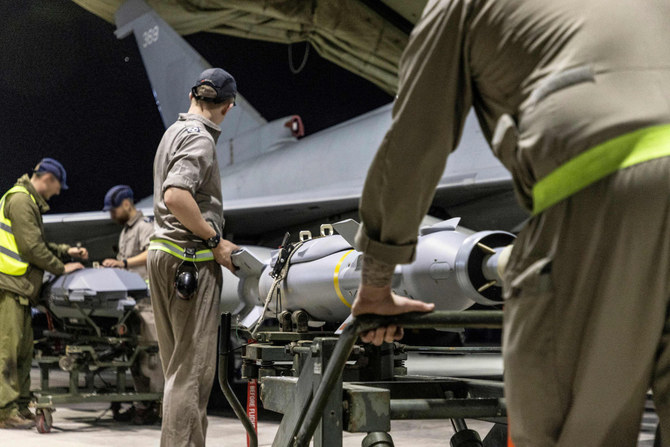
230, 218, 515, 324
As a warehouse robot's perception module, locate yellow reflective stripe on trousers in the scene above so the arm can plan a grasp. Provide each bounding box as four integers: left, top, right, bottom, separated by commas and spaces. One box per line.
0, 186, 36, 276
148, 239, 214, 262
532, 123, 670, 215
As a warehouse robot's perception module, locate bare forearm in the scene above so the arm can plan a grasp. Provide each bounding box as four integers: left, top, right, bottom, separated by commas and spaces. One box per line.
361, 254, 395, 287
103, 251, 147, 269
126, 250, 148, 268
164, 187, 217, 240
356, 255, 397, 308
354, 256, 435, 342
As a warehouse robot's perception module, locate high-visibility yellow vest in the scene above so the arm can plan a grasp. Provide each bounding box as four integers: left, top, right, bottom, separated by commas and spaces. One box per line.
0, 185, 36, 276
532, 123, 670, 215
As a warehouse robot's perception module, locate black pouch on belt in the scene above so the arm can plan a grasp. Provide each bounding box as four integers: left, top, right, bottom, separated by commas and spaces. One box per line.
175, 247, 198, 300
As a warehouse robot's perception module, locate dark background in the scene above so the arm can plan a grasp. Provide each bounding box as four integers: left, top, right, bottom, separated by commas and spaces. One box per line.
0, 0, 392, 213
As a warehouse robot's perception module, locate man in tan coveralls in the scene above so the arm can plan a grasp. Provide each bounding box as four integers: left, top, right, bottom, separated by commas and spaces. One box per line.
102, 184, 163, 424
0, 158, 87, 428
351, 0, 670, 445
148, 68, 239, 446
102, 184, 153, 277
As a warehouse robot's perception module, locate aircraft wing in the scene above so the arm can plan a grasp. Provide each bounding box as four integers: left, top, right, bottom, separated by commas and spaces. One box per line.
43, 211, 129, 260
44, 171, 523, 259
219, 176, 523, 239
44, 0, 526, 258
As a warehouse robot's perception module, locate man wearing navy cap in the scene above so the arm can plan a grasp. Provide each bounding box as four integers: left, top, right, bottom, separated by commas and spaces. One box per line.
148, 68, 239, 446
0, 158, 88, 428
102, 185, 153, 278
102, 185, 163, 424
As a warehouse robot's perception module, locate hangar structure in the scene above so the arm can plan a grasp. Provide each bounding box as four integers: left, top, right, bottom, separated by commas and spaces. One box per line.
6, 0, 664, 445
71, 0, 427, 94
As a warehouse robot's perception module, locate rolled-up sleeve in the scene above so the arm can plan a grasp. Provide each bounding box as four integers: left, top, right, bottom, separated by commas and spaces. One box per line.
356, 0, 473, 265
138, 220, 153, 252
162, 134, 213, 196
47, 242, 72, 261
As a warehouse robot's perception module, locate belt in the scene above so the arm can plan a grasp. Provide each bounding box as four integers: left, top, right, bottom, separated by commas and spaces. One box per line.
148, 239, 214, 262
532, 123, 670, 215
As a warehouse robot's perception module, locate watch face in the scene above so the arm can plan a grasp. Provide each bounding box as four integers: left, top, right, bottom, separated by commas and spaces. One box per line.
207, 235, 220, 248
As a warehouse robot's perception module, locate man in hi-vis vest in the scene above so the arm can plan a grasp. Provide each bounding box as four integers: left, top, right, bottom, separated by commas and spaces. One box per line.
0, 158, 88, 428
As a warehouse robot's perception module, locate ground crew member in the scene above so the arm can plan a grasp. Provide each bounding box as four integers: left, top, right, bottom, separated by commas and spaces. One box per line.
102, 184, 163, 425
148, 67, 239, 446
102, 184, 152, 278
0, 158, 88, 428
351, 1, 670, 445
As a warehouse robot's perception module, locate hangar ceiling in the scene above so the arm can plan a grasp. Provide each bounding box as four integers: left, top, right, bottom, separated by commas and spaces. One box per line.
71, 0, 428, 94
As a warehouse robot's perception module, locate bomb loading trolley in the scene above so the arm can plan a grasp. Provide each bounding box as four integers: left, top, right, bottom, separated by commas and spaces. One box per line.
31, 268, 162, 433
219, 219, 513, 446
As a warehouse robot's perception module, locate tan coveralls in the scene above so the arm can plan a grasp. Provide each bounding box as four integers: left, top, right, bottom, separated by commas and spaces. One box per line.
116, 210, 164, 400
117, 210, 152, 281
149, 113, 224, 447
355, 1, 670, 445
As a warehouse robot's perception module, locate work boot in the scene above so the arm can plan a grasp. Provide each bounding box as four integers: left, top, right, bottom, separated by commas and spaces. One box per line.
0, 410, 35, 429
18, 407, 35, 421
112, 403, 136, 422
131, 402, 160, 425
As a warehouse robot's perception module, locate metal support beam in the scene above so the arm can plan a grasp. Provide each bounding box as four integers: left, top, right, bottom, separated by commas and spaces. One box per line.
33, 391, 162, 407
390, 398, 505, 420
401, 346, 502, 354
344, 384, 390, 433
357, 0, 415, 34
70, 369, 79, 395
39, 364, 50, 391
116, 367, 125, 393
272, 354, 316, 447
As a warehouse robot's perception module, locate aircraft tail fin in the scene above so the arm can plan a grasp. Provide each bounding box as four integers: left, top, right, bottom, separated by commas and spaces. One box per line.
114, 0, 266, 149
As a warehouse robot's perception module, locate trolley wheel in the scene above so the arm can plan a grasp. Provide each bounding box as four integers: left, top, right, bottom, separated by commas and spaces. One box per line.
36, 408, 53, 434
450, 429, 482, 447
362, 432, 395, 447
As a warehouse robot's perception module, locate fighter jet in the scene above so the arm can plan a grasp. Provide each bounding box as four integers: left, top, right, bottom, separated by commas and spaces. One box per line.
38, 0, 528, 324
45, 0, 526, 261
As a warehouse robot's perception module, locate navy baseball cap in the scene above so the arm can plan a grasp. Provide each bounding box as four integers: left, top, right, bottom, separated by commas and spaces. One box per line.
35, 158, 68, 190
191, 68, 237, 104
103, 185, 134, 211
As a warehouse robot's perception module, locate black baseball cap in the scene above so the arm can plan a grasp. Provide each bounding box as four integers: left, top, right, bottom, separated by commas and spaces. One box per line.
35, 158, 68, 190
191, 68, 237, 104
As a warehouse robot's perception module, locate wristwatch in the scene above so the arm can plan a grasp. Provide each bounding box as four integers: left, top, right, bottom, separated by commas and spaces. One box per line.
205, 233, 221, 249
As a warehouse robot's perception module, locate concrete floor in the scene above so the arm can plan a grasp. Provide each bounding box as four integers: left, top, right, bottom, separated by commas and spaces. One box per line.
0, 359, 660, 446
1, 402, 659, 447
1, 403, 499, 446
